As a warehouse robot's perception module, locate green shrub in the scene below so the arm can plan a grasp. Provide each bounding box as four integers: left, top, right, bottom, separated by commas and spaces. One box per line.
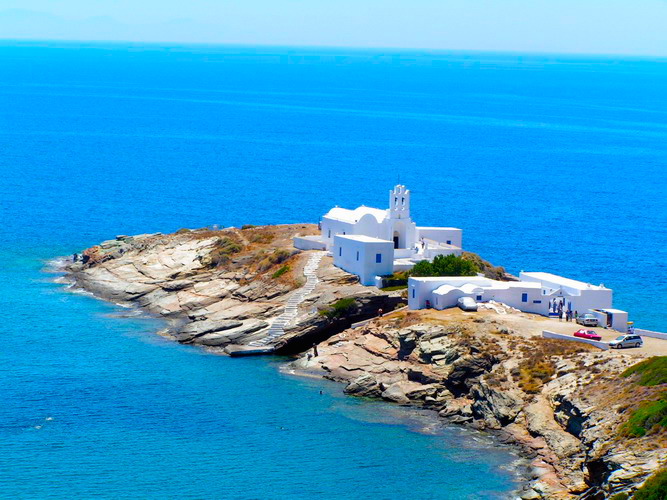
203, 237, 243, 267
410, 254, 479, 277
272, 265, 290, 279
633, 468, 667, 500
175, 228, 191, 234
258, 249, 294, 271
609, 493, 628, 500
319, 297, 357, 320
621, 357, 667, 386
241, 224, 256, 230
619, 392, 667, 437
381, 285, 408, 291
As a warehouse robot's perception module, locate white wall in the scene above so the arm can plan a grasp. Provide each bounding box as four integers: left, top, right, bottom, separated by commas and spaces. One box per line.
588, 309, 629, 332
333, 235, 394, 286
417, 227, 463, 248
542, 330, 609, 350
521, 272, 613, 315
320, 217, 356, 249
293, 236, 326, 251
408, 277, 549, 314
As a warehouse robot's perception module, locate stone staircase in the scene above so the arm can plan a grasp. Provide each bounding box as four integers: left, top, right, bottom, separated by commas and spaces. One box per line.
248, 251, 325, 347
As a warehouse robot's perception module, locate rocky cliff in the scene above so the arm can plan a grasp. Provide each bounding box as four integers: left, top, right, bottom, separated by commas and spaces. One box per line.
61, 224, 665, 499
63, 224, 403, 352
290, 309, 666, 499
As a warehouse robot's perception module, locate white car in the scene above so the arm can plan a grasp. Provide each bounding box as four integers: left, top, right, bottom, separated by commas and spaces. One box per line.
457, 296, 478, 311
608, 334, 643, 349
576, 313, 599, 327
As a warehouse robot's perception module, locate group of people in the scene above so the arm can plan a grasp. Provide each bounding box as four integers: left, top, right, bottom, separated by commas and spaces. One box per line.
550, 298, 578, 322
559, 309, 578, 322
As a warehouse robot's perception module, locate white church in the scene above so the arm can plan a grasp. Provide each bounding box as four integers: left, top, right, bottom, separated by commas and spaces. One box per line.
293, 183, 630, 332
294, 184, 463, 285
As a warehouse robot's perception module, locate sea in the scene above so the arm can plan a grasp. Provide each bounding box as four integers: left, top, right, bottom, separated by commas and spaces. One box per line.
0, 41, 665, 499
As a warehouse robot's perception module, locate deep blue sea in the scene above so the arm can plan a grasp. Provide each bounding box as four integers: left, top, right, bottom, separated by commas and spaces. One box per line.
0, 41, 666, 499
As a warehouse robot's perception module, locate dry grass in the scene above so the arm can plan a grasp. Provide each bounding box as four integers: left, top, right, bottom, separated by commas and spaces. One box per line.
514, 338, 595, 393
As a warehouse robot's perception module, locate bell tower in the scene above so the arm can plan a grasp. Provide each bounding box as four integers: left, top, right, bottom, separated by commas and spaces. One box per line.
389, 184, 410, 220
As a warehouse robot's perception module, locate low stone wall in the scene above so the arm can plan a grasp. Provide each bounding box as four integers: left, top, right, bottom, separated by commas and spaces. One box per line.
635, 328, 667, 341
542, 330, 609, 350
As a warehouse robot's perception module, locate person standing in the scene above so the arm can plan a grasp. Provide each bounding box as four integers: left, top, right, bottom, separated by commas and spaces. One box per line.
559, 309, 563, 322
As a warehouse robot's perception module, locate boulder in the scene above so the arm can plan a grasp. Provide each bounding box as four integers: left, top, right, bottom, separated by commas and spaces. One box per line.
380, 382, 411, 405
344, 374, 382, 398
470, 380, 523, 427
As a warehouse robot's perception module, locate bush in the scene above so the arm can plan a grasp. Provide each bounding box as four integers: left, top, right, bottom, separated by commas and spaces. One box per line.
175, 228, 191, 234
203, 237, 243, 267
410, 254, 479, 277
319, 297, 357, 320
618, 392, 667, 437
621, 357, 667, 386
272, 265, 290, 279
258, 249, 294, 272
241, 224, 256, 230
633, 468, 667, 500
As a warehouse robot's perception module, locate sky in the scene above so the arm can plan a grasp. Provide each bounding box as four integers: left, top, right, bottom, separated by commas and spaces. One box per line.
1, 0, 667, 56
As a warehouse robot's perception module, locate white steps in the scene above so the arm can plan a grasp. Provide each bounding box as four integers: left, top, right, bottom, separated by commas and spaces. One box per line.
248, 251, 324, 347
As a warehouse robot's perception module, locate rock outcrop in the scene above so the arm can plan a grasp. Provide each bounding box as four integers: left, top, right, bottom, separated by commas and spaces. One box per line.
60, 225, 665, 499
63, 224, 404, 352
289, 311, 666, 499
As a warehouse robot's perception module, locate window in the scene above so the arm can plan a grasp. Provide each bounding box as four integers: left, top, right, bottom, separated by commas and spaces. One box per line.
533, 300, 542, 304
356, 251, 359, 261
476, 295, 482, 301
446, 240, 451, 245
375, 253, 382, 263
328, 230, 331, 238
338, 247, 342, 257
412, 288, 415, 298
521, 293, 528, 303
343, 231, 345, 235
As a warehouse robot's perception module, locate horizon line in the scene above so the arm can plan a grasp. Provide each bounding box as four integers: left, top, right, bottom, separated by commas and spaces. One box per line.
2, 37, 667, 60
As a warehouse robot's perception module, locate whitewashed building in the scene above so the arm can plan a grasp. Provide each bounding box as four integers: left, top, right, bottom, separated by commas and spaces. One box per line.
293, 184, 463, 285
408, 272, 628, 331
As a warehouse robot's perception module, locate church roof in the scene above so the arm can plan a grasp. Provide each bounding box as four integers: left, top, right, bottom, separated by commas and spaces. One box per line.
324, 206, 388, 224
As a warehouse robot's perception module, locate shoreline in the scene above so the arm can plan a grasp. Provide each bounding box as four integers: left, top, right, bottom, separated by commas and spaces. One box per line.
47, 257, 532, 500
51, 226, 666, 499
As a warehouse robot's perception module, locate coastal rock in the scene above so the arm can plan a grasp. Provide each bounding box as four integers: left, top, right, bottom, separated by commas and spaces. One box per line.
524, 397, 583, 459
344, 374, 382, 398
380, 382, 411, 405
194, 320, 268, 346
470, 380, 523, 428
175, 319, 244, 343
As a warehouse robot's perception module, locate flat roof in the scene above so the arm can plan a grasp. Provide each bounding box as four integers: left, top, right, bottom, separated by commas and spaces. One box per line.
335, 234, 392, 243
521, 272, 607, 290
417, 226, 462, 231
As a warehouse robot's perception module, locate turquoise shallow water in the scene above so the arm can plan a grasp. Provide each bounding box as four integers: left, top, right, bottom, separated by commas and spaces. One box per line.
0, 250, 521, 499
1, 41, 666, 498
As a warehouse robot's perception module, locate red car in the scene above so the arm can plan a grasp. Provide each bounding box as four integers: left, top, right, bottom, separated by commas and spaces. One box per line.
574, 329, 602, 341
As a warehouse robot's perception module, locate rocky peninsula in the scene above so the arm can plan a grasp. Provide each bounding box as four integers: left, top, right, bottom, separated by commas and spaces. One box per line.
61, 224, 666, 500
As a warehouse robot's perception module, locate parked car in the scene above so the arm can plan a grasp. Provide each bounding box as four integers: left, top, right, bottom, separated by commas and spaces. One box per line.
609, 334, 643, 349
457, 296, 478, 311
573, 329, 602, 341
576, 313, 599, 327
